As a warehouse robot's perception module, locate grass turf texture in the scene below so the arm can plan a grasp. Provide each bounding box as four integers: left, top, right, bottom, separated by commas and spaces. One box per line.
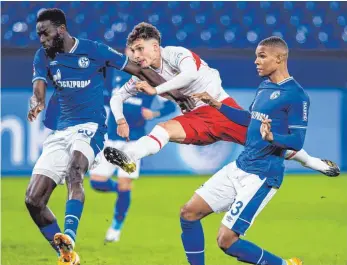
2, 175, 347, 265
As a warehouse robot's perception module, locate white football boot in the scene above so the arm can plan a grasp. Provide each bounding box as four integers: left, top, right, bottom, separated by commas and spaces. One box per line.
105, 227, 121, 242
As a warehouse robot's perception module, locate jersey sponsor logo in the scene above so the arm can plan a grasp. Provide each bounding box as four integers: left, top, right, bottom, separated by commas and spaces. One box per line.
270, 90, 280, 100
57, 80, 91, 88
108, 46, 123, 57
303, 101, 308, 121
53, 69, 62, 82
78, 57, 90, 68
49, 61, 58, 66
52, 69, 90, 88
251, 111, 269, 121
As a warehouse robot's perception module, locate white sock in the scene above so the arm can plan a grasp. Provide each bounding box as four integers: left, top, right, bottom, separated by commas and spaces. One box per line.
284, 149, 329, 172
126, 125, 170, 161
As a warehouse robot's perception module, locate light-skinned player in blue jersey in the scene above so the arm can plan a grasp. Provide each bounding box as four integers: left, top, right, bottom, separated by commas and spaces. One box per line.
89, 84, 175, 242
25, 8, 165, 265
179, 36, 311, 265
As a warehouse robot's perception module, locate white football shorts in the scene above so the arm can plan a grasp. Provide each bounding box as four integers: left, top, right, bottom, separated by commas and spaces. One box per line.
195, 161, 277, 236
33, 122, 106, 185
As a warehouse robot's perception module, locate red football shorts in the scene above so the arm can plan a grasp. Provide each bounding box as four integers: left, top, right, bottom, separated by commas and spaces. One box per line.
173, 97, 247, 146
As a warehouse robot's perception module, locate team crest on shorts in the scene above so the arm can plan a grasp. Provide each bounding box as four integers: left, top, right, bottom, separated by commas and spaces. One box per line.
78, 57, 90, 68
270, 90, 280, 100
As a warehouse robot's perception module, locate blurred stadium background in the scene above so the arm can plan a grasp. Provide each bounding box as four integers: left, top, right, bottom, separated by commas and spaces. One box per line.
1, 2, 347, 265
2, 1, 347, 175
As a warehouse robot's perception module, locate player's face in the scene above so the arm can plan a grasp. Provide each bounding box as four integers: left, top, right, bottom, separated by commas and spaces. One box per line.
36, 20, 64, 57
254, 45, 279, 77
129, 38, 159, 68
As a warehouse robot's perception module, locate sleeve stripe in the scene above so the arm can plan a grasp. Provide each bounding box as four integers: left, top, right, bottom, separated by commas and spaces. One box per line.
32, 77, 47, 83
119, 56, 129, 71
123, 82, 137, 96
289, 125, 307, 129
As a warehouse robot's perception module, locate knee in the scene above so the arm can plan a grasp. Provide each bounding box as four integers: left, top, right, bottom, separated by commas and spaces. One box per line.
180, 204, 200, 221
118, 179, 132, 191
67, 161, 86, 185
156, 122, 171, 136
25, 193, 44, 210
217, 229, 239, 251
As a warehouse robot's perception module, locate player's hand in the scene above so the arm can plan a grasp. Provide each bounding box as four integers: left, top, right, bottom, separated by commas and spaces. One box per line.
117, 119, 130, 142
27, 96, 45, 122
135, 81, 157, 95
192, 92, 222, 109
141, 107, 160, 120
260, 118, 274, 142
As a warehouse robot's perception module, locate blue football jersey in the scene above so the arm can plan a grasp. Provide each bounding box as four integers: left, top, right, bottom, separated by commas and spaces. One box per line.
32, 38, 128, 130
236, 77, 310, 188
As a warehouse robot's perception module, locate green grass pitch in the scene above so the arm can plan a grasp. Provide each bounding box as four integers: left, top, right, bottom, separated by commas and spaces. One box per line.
2, 174, 347, 265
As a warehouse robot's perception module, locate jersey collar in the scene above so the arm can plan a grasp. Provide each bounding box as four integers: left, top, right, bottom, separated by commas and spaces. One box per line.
277, 76, 293, 85
69, 37, 79, 53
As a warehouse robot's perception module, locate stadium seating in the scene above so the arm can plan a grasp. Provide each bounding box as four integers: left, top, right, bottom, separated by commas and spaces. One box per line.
2, 1, 347, 49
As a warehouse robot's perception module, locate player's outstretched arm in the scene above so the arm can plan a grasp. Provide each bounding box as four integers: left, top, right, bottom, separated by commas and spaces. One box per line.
96, 42, 166, 87
123, 60, 166, 87
192, 92, 251, 127
154, 56, 199, 95
261, 119, 306, 151
28, 80, 46, 122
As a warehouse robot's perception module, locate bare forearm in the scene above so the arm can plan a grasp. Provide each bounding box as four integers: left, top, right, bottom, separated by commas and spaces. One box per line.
123, 60, 166, 87
33, 80, 46, 103
139, 68, 166, 87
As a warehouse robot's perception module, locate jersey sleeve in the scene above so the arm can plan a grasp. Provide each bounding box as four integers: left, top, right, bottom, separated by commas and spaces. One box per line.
271, 93, 310, 151
95, 42, 128, 70
110, 76, 139, 122
120, 75, 140, 96
287, 93, 310, 130
155, 46, 200, 94
32, 49, 48, 83
165, 46, 201, 71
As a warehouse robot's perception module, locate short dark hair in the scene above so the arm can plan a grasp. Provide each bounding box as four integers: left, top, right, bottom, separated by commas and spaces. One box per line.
127, 22, 161, 46
36, 8, 67, 28
258, 36, 288, 53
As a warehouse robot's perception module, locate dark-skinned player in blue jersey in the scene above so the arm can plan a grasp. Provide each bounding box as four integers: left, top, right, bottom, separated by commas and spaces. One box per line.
26, 8, 166, 265
180, 36, 311, 265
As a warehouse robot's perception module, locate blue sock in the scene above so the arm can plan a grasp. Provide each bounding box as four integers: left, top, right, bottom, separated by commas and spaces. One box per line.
180, 217, 205, 265
90, 179, 118, 192
225, 238, 286, 265
64, 199, 84, 243
40, 220, 61, 254
112, 190, 131, 230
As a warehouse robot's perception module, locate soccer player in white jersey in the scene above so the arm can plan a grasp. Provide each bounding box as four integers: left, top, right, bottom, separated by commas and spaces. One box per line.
105, 22, 340, 177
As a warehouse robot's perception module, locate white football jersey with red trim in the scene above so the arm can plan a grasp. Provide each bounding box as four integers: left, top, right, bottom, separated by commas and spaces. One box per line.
122, 46, 229, 111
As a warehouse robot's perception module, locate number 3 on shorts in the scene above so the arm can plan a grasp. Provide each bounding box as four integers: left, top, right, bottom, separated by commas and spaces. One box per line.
230, 201, 244, 216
